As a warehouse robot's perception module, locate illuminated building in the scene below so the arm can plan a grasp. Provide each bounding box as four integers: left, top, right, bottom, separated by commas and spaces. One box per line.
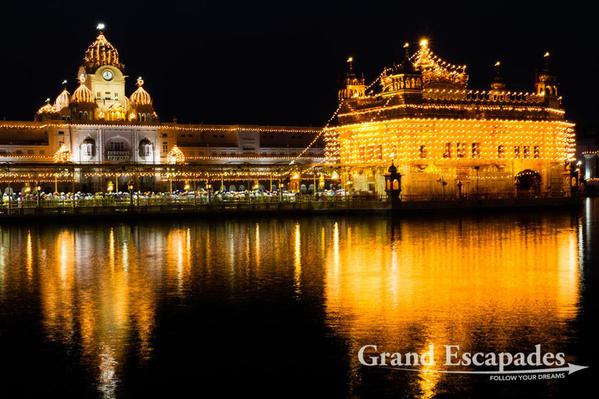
0, 25, 322, 191
325, 40, 576, 197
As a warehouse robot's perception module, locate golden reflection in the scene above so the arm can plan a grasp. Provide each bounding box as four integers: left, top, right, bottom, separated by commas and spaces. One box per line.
37, 227, 156, 398
26, 230, 33, 283
167, 228, 192, 294
294, 223, 302, 295
324, 217, 580, 396
255, 223, 261, 268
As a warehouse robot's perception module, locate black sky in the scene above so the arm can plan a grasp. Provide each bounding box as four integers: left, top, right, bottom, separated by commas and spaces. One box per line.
1, 1, 597, 133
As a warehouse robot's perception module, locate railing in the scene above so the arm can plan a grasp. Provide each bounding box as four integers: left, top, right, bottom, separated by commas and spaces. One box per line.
105, 151, 131, 161
0, 194, 390, 216
0, 191, 573, 218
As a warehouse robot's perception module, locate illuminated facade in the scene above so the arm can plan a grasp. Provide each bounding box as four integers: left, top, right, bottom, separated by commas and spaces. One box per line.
0, 26, 322, 190
325, 40, 576, 198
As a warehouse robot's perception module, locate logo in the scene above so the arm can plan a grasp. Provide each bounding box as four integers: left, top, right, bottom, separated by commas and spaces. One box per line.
358, 344, 588, 381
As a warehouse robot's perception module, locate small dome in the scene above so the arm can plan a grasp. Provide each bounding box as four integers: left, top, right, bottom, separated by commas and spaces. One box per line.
37, 99, 56, 115
130, 77, 152, 105
388, 162, 397, 174
83, 31, 123, 72
54, 88, 70, 111
71, 82, 95, 104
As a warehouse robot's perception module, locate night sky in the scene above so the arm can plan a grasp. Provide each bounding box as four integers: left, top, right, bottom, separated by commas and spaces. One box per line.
1, 1, 597, 134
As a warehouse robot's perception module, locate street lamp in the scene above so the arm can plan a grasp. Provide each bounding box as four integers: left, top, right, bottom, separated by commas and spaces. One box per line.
474, 165, 480, 196
128, 183, 134, 207
206, 183, 212, 204
36, 185, 42, 207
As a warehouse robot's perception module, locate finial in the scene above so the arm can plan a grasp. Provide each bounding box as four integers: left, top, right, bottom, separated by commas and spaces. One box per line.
403, 42, 410, 59
494, 60, 502, 76
419, 38, 429, 48
78, 73, 86, 84
346, 56, 354, 76
544, 51, 550, 58
96, 23, 105, 32
45, 98, 51, 103
61, 79, 67, 87
136, 76, 144, 87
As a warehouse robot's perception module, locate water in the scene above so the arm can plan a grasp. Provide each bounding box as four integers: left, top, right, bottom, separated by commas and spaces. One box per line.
0, 200, 597, 398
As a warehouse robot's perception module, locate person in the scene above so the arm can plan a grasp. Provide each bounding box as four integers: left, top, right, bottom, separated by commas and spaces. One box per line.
457, 180, 463, 199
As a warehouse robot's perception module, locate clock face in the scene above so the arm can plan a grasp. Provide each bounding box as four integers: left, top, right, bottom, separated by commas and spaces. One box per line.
102, 70, 114, 81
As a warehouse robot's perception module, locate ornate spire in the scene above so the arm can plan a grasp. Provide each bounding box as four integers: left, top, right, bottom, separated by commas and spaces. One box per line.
490, 60, 506, 91
71, 76, 94, 104
412, 37, 468, 89
130, 76, 153, 106
83, 24, 123, 72
54, 80, 71, 111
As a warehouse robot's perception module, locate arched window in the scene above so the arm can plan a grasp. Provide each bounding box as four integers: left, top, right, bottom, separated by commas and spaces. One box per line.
81, 138, 96, 159
138, 139, 153, 158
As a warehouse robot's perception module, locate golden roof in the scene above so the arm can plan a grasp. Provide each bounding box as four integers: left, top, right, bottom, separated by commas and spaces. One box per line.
412, 39, 468, 88
54, 88, 70, 111
37, 100, 56, 115
83, 31, 123, 71
71, 82, 95, 104
130, 77, 152, 106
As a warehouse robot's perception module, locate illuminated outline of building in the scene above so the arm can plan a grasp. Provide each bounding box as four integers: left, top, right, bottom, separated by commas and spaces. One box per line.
326, 39, 576, 197
0, 26, 322, 191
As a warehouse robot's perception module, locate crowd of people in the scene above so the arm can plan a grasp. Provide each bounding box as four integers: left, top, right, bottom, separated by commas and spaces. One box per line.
1, 186, 350, 208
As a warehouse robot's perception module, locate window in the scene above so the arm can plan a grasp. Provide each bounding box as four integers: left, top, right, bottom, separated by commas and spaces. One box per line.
497, 145, 505, 158
163, 142, 168, 153
107, 141, 125, 151
443, 142, 452, 158
58, 131, 64, 135
472, 142, 480, 158
523, 146, 530, 159
97, 92, 101, 98
419, 145, 427, 159
514, 146, 520, 159
533, 146, 540, 159
456, 142, 466, 158
27, 150, 34, 155
373, 145, 383, 160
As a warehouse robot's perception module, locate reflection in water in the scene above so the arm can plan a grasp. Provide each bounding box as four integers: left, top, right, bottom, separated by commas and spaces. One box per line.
0, 205, 592, 398
324, 217, 580, 397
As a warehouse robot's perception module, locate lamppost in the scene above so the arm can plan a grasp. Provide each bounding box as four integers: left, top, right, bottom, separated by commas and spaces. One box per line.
128, 183, 134, 207
474, 165, 480, 196
36, 185, 42, 208
384, 162, 402, 210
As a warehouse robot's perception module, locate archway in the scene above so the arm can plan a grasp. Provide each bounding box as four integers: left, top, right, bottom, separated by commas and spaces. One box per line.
515, 169, 541, 193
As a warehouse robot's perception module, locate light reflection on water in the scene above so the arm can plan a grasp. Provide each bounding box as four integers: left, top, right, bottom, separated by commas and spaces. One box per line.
0, 200, 595, 398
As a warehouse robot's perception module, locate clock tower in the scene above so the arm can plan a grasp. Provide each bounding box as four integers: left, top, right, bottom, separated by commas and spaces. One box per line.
79, 24, 128, 121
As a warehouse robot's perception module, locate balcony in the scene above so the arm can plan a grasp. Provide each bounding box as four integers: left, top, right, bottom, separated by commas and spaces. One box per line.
105, 151, 131, 161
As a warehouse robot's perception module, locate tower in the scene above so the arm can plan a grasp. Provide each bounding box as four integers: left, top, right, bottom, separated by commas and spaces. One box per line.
380, 42, 423, 102
490, 61, 506, 91
338, 57, 366, 100
535, 51, 560, 106
81, 24, 127, 121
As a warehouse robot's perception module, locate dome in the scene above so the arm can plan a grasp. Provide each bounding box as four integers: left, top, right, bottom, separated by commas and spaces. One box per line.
54, 88, 70, 111
83, 31, 123, 72
130, 77, 153, 106
37, 99, 56, 115
71, 82, 95, 104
